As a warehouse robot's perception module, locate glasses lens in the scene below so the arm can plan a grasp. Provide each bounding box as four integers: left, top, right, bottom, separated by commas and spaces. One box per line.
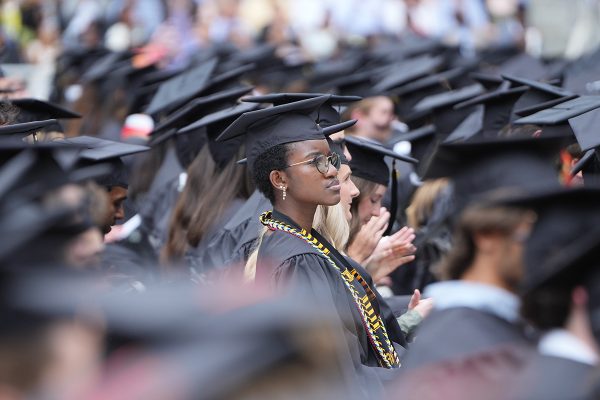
331, 153, 341, 170
315, 154, 328, 174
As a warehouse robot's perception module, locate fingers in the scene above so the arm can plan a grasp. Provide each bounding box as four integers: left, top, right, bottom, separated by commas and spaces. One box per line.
408, 289, 420, 310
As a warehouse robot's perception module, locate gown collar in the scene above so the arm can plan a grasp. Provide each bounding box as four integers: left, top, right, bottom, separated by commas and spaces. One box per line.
424, 280, 521, 323
538, 329, 599, 366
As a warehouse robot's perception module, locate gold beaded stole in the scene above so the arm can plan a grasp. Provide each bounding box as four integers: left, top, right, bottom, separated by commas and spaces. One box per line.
259, 211, 400, 368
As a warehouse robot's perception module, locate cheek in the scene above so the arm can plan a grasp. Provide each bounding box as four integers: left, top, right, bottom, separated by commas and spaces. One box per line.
357, 199, 372, 222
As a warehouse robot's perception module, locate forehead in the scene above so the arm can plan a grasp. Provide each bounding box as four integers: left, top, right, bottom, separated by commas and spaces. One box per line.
288, 139, 330, 156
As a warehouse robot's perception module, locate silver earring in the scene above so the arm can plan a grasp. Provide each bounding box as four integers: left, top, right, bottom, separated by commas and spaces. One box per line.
281, 186, 287, 200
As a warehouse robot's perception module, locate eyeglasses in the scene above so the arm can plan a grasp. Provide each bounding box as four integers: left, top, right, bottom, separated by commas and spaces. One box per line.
285, 153, 340, 175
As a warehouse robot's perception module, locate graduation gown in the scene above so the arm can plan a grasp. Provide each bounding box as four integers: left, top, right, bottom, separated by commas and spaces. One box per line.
187, 190, 271, 273
256, 210, 405, 376
511, 353, 597, 400
400, 306, 530, 370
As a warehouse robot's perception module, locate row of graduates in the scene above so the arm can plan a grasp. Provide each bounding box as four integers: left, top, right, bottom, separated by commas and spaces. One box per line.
1, 39, 600, 398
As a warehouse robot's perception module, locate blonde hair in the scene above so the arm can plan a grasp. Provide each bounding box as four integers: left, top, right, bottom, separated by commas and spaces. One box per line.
244, 204, 351, 282
406, 179, 450, 229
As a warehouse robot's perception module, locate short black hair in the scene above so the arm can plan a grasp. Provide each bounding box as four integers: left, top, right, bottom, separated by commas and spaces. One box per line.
252, 144, 289, 204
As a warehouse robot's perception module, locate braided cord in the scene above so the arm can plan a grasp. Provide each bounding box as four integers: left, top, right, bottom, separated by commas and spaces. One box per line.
260, 211, 400, 368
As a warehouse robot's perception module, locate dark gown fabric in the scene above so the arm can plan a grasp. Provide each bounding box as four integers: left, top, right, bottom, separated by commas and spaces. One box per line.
187, 190, 271, 273
389, 342, 533, 400
511, 354, 597, 400
255, 210, 405, 384
400, 307, 530, 370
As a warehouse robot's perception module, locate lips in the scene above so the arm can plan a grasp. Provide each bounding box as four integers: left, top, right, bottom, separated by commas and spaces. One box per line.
327, 179, 340, 190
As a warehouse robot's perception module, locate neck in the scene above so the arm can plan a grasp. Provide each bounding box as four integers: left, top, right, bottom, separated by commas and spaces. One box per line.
274, 200, 317, 232
461, 254, 514, 293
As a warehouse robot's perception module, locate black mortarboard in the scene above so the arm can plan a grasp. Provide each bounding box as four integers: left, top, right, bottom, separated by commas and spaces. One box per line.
469, 72, 505, 90
178, 102, 260, 169
513, 95, 579, 118
424, 134, 568, 210
0, 119, 59, 138
409, 84, 485, 136
495, 53, 550, 81
444, 106, 484, 143
59, 136, 149, 188
151, 85, 253, 134
388, 124, 436, 171
11, 99, 81, 121
495, 187, 600, 291
412, 84, 485, 114
503, 74, 576, 120
323, 70, 377, 97
452, 86, 528, 138
62, 136, 149, 162
372, 55, 445, 93
345, 135, 417, 186
80, 50, 133, 83
201, 63, 255, 95
144, 59, 219, 116
514, 96, 600, 136
393, 68, 467, 98
241, 93, 361, 127
567, 108, 600, 152
216, 96, 352, 170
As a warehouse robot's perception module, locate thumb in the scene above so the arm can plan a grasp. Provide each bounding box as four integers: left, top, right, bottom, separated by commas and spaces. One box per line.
408, 289, 421, 310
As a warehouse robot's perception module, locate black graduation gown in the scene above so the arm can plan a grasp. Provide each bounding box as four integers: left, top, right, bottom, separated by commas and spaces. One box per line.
400, 307, 530, 370
187, 190, 271, 272
256, 211, 405, 379
511, 354, 597, 400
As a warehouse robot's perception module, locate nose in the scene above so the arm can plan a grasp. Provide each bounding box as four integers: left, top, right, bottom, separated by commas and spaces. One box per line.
115, 205, 125, 221
350, 181, 360, 199
324, 162, 338, 178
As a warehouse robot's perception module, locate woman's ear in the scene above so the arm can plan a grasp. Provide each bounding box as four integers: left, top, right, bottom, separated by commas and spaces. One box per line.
269, 169, 288, 192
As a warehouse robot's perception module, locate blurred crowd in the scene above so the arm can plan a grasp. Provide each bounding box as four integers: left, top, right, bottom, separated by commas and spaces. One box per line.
1, 0, 600, 399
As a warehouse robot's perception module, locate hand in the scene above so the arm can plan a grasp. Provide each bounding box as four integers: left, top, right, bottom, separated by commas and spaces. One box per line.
365, 226, 417, 282
347, 208, 390, 264
408, 289, 434, 319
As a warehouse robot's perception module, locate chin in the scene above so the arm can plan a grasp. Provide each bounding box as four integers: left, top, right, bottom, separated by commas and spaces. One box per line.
322, 194, 341, 206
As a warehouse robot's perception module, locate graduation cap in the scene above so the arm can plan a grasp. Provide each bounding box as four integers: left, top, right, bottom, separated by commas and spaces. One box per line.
502, 74, 576, 119
241, 93, 362, 127
144, 59, 219, 116
202, 63, 255, 95
372, 55, 445, 93
513, 95, 579, 118
151, 85, 253, 134
567, 108, 600, 152
178, 102, 261, 169
443, 107, 484, 143
493, 187, 600, 291
424, 134, 569, 211
345, 135, 417, 235
388, 124, 436, 168
346, 135, 417, 186
216, 96, 353, 170
409, 84, 485, 136
11, 98, 80, 120
59, 136, 149, 188
514, 96, 600, 136
469, 72, 505, 90
80, 50, 133, 83
0, 119, 59, 139
451, 86, 528, 138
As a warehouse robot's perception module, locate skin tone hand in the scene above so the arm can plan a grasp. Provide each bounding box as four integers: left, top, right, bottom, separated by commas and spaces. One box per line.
347, 207, 390, 264
365, 226, 417, 283
408, 289, 434, 319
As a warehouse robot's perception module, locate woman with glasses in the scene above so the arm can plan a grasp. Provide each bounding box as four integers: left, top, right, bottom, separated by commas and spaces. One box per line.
217, 96, 405, 376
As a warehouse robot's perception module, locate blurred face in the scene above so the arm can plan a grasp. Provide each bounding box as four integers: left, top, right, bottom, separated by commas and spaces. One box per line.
103, 186, 127, 234
274, 139, 340, 207
339, 165, 360, 222
63, 228, 105, 269
356, 183, 387, 226
497, 221, 532, 291
354, 97, 395, 143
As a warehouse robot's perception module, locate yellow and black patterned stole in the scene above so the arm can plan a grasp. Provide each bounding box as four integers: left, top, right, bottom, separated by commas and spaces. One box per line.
260, 211, 401, 368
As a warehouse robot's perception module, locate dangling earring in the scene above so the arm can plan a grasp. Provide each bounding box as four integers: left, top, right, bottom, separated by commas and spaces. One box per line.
281, 186, 287, 201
